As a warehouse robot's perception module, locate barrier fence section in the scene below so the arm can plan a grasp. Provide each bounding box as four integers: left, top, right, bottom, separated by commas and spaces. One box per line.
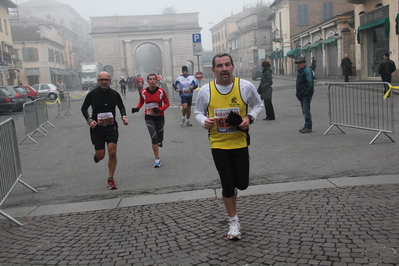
0, 118, 38, 226
163, 83, 181, 109
20, 98, 55, 144
37, 97, 55, 133
324, 82, 394, 144
56, 92, 74, 118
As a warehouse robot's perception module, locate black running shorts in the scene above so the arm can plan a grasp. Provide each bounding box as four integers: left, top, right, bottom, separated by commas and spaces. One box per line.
211, 147, 249, 198
180, 96, 193, 106
90, 125, 119, 150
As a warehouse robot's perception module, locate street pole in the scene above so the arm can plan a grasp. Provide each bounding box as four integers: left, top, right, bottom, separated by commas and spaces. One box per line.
197, 55, 201, 87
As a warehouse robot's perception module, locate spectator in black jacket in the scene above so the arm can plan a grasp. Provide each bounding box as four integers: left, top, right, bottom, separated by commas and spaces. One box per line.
378, 52, 396, 83
341, 54, 352, 82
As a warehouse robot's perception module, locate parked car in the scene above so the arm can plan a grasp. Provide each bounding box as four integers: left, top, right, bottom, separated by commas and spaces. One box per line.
0, 87, 17, 114
251, 65, 263, 80
20, 85, 39, 101
32, 83, 59, 100
1, 86, 28, 112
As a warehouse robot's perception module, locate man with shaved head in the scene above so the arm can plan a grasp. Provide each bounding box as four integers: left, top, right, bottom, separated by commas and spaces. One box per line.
81, 71, 129, 190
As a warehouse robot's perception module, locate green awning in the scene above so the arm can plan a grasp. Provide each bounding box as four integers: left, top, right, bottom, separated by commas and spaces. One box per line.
277, 49, 284, 58
396, 13, 399, 35
357, 17, 389, 43
309, 42, 322, 50
301, 46, 310, 52
323, 38, 337, 48
286, 48, 302, 58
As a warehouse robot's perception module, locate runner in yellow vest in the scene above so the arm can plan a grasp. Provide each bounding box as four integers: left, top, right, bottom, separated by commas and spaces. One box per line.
194, 53, 263, 240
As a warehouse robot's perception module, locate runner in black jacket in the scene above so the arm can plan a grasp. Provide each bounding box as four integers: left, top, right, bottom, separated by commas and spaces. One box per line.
81, 71, 129, 190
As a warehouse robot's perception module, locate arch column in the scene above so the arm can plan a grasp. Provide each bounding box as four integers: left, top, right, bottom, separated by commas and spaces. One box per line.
123, 40, 133, 76
162, 38, 172, 78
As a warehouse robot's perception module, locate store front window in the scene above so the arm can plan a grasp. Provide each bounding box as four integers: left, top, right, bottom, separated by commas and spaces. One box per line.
366, 26, 389, 77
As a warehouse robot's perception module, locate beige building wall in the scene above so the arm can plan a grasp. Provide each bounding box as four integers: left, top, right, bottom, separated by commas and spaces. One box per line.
0, 4, 14, 85
17, 24, 66, 85
354, 0, 398, 80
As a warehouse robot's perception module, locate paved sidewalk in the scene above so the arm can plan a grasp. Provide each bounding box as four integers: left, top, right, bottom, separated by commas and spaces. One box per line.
1, 175, 398, 265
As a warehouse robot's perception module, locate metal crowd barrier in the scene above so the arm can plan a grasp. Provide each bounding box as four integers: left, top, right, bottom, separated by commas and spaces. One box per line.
324, 82, 394, 144
164, 83, 181, 109
0, 118, 38, 226
37, 97, 55, 133
56, 92, 74, 118
20, 98, 55, 144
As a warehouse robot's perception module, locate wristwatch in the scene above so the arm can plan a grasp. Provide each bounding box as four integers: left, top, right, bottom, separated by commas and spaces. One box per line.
246, 114, 254, 124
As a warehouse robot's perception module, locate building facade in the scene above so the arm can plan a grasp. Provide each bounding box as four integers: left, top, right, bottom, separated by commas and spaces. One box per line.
0, 0, 17, 85
90, 13, 202, 81
11, 17, 80, 88
351, 0, 398, 80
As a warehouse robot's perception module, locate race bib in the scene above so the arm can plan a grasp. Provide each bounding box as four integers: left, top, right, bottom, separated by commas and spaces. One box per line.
214, 107, 239, 133
182, 88, 191, 95
145, 102, 159, 115
97, 112, 114, 126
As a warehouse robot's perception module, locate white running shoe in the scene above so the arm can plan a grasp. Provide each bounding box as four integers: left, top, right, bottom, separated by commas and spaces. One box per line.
227, 220, 241, 240
186, 121, 192, 126
154, 158, 161, 168
181, 118, 185, 126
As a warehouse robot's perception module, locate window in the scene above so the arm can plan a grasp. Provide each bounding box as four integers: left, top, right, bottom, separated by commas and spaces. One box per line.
4, 19, 7, 34
12, 48, 19, 60
22, 47, 39, 61
48, 48, 54, 62
55, 51, 60, 63
323, 2, 334, 21
0, 17, 2, 32
298, 4, 308, 26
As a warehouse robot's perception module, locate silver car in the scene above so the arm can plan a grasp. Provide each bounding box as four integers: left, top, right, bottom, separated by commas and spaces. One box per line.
32, 83, 59, 100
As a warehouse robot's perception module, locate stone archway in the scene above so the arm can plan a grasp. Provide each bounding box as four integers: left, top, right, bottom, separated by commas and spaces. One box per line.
134, 43, 163, 79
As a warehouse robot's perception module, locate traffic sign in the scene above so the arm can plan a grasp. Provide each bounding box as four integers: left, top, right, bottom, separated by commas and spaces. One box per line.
195, 71, 204, 80
192, 33, 202, 56
192, 34, 201, 43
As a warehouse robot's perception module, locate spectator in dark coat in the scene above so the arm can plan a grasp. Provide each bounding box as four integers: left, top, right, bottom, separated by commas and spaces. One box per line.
258, 60, 275, 120
341, 54, 353, 82
378, 52, 396, 83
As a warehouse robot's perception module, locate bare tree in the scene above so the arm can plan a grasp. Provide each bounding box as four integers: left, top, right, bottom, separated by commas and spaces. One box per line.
162, 7, 177, 14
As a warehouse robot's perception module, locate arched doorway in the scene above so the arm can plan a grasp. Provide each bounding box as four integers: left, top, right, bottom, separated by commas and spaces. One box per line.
135, 43, 163, 79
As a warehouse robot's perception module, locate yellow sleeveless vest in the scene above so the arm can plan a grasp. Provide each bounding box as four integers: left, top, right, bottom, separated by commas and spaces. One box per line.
207, 77, 248, 149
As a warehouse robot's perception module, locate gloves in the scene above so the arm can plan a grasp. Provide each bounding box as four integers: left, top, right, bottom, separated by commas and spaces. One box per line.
131, 108, 140, 113
226, 111, 242, 126
152, 107, 160, 115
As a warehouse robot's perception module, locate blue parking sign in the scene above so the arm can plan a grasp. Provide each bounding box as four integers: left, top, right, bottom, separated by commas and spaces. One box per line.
192, 34, 201, 43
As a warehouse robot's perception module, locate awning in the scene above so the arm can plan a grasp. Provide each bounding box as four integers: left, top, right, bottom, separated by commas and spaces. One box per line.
268, 50, 278, 59
276, 49, 284, 58
323, 38, 337, 48
396, 13, 399, 35
286, 48, 302, 58
309, 42, 322, 50
25, 68, 39, 76
357, 17, 389, 43
50, 68, 62, 75
301, 46, 310, 52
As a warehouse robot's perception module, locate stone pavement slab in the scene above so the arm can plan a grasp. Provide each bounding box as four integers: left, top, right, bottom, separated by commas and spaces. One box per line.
0, 179, 398, 265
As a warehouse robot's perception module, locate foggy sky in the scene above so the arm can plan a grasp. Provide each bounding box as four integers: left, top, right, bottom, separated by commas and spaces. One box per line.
15, 0, 262, 50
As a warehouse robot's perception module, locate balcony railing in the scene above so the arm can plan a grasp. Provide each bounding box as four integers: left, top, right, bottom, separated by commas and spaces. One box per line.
346, 0, 365, 3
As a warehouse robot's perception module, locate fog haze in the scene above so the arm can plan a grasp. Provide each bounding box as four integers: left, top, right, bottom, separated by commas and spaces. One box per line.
15, 0, 263, 50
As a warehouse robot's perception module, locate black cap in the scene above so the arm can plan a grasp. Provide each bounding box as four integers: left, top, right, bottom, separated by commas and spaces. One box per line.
182, 66, 188, 71
294, 56, 306, 64
384, 52, 390, 57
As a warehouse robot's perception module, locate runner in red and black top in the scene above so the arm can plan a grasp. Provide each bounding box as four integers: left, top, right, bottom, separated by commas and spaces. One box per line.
135, 74, 144, 93
81, 71, 129, 190
132, 73, 170, 168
